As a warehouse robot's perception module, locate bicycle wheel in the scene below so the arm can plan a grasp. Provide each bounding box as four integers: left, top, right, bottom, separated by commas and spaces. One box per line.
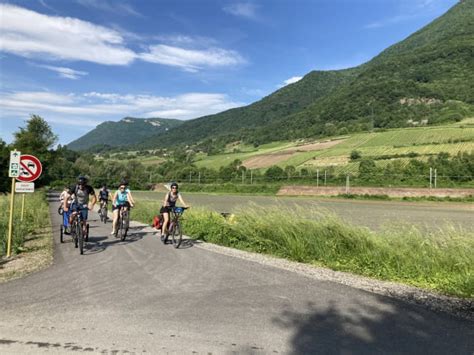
74, 222, 80, 248
60, 225, 64, 243
78, 223, 84, 255
103, 207, 108, 224
171, 222, 182, 248
120, 212, 128, 241
85, 224, 90, 242
114, 216, 120, 239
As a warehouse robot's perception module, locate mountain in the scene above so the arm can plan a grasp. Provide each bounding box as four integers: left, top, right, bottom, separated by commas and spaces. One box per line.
67, 117, 183, 151
139, 0, 473, 148
279, 0, 474, 138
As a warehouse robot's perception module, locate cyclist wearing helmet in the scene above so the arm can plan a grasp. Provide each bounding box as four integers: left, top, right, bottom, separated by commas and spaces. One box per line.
160, 182, 188, 238
98, 184, 110, 211
64, 176, 97, 234
111, 179, 135, 235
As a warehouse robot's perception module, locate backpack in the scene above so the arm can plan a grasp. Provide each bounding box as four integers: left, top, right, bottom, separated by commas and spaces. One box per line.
152, 215, 161, 229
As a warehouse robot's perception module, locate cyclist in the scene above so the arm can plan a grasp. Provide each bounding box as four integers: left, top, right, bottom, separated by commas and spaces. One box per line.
61, 186, 74, 234
65, 176, 97, 235
59, 186, 69, 204
98, 184, 110, 213
160, 182, 189, 239
111, 179, 135, 235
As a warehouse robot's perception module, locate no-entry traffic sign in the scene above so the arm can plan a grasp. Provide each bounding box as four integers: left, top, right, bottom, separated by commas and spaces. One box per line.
17, 154, 42, 182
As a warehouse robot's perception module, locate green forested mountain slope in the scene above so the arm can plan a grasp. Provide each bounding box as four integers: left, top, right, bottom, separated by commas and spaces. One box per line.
67, 117, 182, 151
260, 0, 474, 141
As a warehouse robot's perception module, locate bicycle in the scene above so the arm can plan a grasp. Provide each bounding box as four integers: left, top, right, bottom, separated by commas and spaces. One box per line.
114, 204, 131, 241
161, 207, 188, 248
99, 200, 109, 224
69, 205, 90, 255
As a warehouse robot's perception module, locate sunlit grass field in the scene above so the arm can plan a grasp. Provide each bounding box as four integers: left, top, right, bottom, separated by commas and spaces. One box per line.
0, 191, 50, 256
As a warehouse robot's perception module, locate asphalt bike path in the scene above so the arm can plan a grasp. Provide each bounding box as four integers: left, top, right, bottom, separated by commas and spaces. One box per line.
0, 193, 472, 354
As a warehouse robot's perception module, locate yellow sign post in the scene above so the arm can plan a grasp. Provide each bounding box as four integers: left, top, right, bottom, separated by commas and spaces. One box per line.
7, 150, 21, 258
21, 194, 25, 221
7, 178, 16, 258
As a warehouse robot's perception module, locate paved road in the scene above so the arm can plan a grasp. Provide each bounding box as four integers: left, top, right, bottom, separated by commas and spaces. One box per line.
0, 193, 472, 354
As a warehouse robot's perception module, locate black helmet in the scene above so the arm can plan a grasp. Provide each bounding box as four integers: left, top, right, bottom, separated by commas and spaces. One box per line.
170, 182, 178, 190
102, 183, 107, 188
119, 178, 128, 186
77, 176, 87, 185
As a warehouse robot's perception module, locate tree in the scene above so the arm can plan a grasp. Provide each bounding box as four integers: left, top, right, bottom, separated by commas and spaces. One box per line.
350, 150, 362, 161
0, 139, 10, 192
13, 115, 57, 157
284, 165, 296, 179
265, 166, 285, 182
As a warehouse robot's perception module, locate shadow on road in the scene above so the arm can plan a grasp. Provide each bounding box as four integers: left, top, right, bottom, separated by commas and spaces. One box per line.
273, 297, 473, 354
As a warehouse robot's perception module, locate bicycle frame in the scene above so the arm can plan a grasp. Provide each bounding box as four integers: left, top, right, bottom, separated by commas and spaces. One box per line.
163, 207, 187, 248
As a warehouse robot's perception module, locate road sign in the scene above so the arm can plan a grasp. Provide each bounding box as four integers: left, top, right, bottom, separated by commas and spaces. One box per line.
15, 182, 35, 193
17, 154, 42, 182
8, 150, 21, 177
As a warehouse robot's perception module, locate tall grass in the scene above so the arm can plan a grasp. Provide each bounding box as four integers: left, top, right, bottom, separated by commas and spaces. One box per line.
131, 201, 473, 298
0, 191, 50, 256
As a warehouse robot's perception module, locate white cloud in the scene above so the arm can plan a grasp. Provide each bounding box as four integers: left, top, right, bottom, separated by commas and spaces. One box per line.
35, 64, 88, 79
0, 4, 136, 65
0, 4, 245, 72
277, 76, 303, 88
138, 45, 246, 72
283, 76, 303, 86
76, 0, 143, 17
0, 90, 245, 126
223, 2, 259, 20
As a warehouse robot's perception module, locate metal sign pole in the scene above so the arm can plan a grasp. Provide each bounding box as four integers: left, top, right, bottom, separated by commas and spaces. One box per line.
21, 194, 25, 221
7, 178, 16, 258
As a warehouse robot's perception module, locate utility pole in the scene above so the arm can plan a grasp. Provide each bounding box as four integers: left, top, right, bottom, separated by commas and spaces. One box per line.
250, 170, 253, 185
316, 169, 319, 187
346, 174, 350, 193
429, 167, 433, 189
324, 170, 327, 186
434, 169, 437, 188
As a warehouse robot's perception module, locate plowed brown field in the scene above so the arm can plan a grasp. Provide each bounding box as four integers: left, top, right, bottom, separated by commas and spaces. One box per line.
243, 140, 344, 168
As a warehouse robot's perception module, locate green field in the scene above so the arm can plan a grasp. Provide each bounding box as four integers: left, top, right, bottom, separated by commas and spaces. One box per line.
191, 119, 474, 172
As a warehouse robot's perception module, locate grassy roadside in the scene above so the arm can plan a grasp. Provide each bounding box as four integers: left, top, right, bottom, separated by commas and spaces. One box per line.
0, 191, 53, 282
132, 201, 473, 298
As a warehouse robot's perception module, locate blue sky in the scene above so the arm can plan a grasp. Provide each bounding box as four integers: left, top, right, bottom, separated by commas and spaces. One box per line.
0, 0, 458, 146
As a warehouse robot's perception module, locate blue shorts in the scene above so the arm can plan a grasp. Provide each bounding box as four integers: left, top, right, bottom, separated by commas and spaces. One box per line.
71, 203, 88, 221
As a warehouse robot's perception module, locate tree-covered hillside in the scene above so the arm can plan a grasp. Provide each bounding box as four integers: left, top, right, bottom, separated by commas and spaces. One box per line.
280, 0, 474, 139
67, 117, 183, 151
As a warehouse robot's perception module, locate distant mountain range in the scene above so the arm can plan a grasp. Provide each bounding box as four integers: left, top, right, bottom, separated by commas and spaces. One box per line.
66, 117, 182, 151
69, 0, 474, 152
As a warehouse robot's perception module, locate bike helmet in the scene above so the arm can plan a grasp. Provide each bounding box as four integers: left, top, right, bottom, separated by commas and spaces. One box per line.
170, 182, 178, 190
119, 178, 129, 186
77, 176, 87, 185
